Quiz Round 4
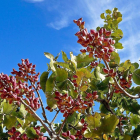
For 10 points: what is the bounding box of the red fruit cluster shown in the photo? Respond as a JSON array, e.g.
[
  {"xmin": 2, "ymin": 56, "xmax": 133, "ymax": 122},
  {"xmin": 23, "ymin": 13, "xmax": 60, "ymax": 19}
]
[
  {"xmin": 62, "ymin": 131, "xmax": 76, "ymax": 140},
  {"xmin": 8, "ymin": 127, "xmax": 47, "ymax": 140},
  {"xmin": 74, "ymin": 119, "xmax": 89, "ymax": 139},
  {"xmin": 74, "ymin": 18, "xmax": 115, "ymax": 62},
  {"xmin": 0, "ymin": 59, "xmax": 41, "ymax": 111},
  {"xmin": 103, "ymin": 68, "xmax": 117, "ymax": 78},
  {"xmin": 113, "ymin": 75, "xmax": 132, "ymax": 93},
  {"xmin": 47, "ymin": 91, "xmax": 98, "ymax": 117}
]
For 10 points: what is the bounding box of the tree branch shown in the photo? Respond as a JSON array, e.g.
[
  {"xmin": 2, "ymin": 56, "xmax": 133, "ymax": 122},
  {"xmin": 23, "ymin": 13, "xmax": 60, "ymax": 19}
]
[
  {"xmin": 30, "ymin": 80, "xmax": 49, "ymax": 123},
  {"xmin": 51, "ymin": 110, "xmax": 60, "ymax": 124},
  {"xmin": 20, "ymin": 99, "xmax": 52, "ymax": 137},
  {"xmin": 58, "ymin": 116, "xmax": 68, "ymax": 135},
  {"xmin": 103, "ymin": 59, "xmax": 140, "ymax": 99}
]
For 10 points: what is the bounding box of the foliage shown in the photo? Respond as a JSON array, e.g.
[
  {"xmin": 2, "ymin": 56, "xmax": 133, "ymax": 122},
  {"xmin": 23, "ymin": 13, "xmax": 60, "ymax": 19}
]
[{"xmin": 0, "ymin": 8, "xmax": 140, "ymax": 140}]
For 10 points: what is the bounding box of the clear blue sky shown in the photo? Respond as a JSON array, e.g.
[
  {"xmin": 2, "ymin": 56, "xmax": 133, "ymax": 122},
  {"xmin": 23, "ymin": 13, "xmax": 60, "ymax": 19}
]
[{"xmin": 0, "ymin": 0, "xmax": 140, "ymax": 131}]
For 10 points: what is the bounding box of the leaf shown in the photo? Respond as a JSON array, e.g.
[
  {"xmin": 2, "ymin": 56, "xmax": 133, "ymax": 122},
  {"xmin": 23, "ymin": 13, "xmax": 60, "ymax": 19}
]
[
  {"xmin": 20, "ymin": 104, "xmax": 28, "ymax": 118},
  {"xmin": 114, "ymin": 42, "xmax": 123, "ymax": 49},
  {"xmin": 86, "ymin": 113, "xmax": 101, "ymax": 129},
  {"xmin": 70, "ymin": 52, "xmax": 77, "ymax": 69},
  {"xmin": 66, "ymin": 112, "xmax": 80, "ymax": 126},
  {"xmin": 62, "ymin": 51, "xmax": 69, "ymax": 62},
  {"xmin": 110, "ymin": 52, "xmax": 120, "ymax": 65},
  {"xmin": 100, "ymin": 114, "xmax": 119, "ymax": 133},
  {"xmin": 132, "ymin": 125, "xmax": 140, "ymax": 138},
  {"xmin": 130, "ymin": 114, "xmax": 139, "ymax": 127},
  {"xmin": 132, "ymin": 62, "xmax": 139, "ymax": 69},
  {"xmin": 17, "ymin": 118, "xmax": 24, "ymax": 126},
  {"xmin": 100, "ymin": 13, "xmax": 105, "ymax": 19},
  {"xmin": 117, "ymin": 17, "xmax": 122, "ymax": 23},
  {"xmin": 76, "ymin": 54, "xmax": 95, "ymax": 68},
  {"xmin": 40, "ymin": 71, "xmax": 49, "ymax": 92},
  {"xmin": 47, "ymin": 96, "xmax": 57, "ymax": 109},
  {"xmin": 2, "ymin": 101, "xmax": 15, "ymax": 114},
  {"xmin": 123, "ymin": 135, "xmax": 131, "ymax": 140},
  {"xmin": 134, "ymin": 86, "xmax": 140, "ymax": 95},
  {"xmin": 44, "ymin": 52, "xmax": 54, "ymax": 60},
  {"xmin": 105, "ymin": 9, "xmax": 112, "ymax": 14},
  {"xmin": 3, "ymin": 115, "xmax": 17, "ymax": 129},
  {"xmin": 26, "ymin": 127, "xmax": 38, "ymax": 139},
  {"xmin": 45, "ymin": 73, "xmax": 55, "ymax": 95},
  {"xmin": 55, "ymin": 68, "xmax": 68, "ymax": 82},
  {"xmin": 55, "ymin": 62, "xmax": 71, "ymax": 70},
  {"xmin": 132, "ymin": 69, "xmax": 140, "ymax": 85}
]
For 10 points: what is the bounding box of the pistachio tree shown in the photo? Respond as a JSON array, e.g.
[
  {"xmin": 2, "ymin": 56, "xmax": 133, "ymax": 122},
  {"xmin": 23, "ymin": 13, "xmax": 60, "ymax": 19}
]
[{"xmin": 0, "ymin": 8, "xmax": 140, "ymax": 140}]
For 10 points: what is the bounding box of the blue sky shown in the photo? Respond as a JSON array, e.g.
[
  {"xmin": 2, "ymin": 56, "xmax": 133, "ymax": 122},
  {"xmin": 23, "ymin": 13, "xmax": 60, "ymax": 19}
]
[{"xmin": 0, "ymin": 0, "xmax": 140, "ymax": 132}]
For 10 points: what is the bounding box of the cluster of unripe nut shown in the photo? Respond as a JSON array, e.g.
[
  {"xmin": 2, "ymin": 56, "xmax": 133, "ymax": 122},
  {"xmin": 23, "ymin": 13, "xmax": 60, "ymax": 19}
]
[
  {"xmin": 113, "ymin": 75, "xmax": 132, "ymax": 93},
  {"xmin": 0, "ymin": 59, "xmax": 41, "ymax": 111},
  {"xmin": 8, "ymin": 127, "xmax": 47, "ymax": 140},
  {"xmin": 46, "ymin": 90, "xmax": 98, "ymax": 118},
  {"xmin": 62, "ymin": 118, "xmax": 90, "ymax": 140},
  {"xmin": 74, "ymin": 18, "xmax": 115, "ymax": 62}
]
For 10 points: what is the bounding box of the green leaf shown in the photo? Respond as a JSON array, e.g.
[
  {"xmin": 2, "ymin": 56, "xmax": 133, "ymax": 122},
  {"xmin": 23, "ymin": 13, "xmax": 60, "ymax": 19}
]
[
  {"xmin": 26, "ymin": 127, "xmax": 38, "ymax": 139},
  {"xmin": 94, "ymin": 66, "xmax": 101, "ymax": 81},
  {"xmin": 20, "ymin": 104, "xmax": 28, "ymax": 118},
  {"xmin": 100, "ymin": 13, "xmax": 105, "ymax": 19},
  {"xmin": 17, "ymin": 118, "xmax": 24, "ymax": 126},
  {"xmin": 132, "ymin": 62, "xmax": 139, "ymax": 69},
  {"xmin": 66, "ymin": 112, "xmax": 80, "ymax": 126},
  {"xmin": 110, "ymin": 52, "xmax": 120, "ymax": 65},
  {"xmin": 3, "ymin": 115, "xmax": 17, "ymax": 129},
  {"xmin": 40, "ymin": 71, "xmax": 49, "ymax": 92},
  {"xmin": 123, "ymin": 135, "xmax": 131, "ymax": 140},
  {"xmin": 117, "ymin": 17, "xmax": 122, "ymax": 23},
  {"xmin": 134, "ymin": 86, "xmax": 140, "ymax": 95},
  {"xmin": 132, "ymin": 69, "xmax": 140, "ymax": 85},
  {"xmin": 76, "ymin": 54, "xmax": 95, "ymax": 68},
  {"xmin": 2, "ymin": 101, "xmax": 15, "ymax": 115},
  {"xmin": 62, "ymin": 51, "xmax": 69, "ymax": 62},
  {"xmin": 47, "ymin": 96, "xmax": 57, "ymax": 109},
  {"xmin": 114, "ymin": 42, "xmax": 123, "ymax": 49},
  {"xmin": 100, "ymin": 114, "xmax": 119, "ymax": 133},
  {"xmin": 44, "ymin": 52, "xmax": 54, "ymax": 60},
  {"xmin": 55, "ymin": 68, "xmax": 68, "ymax": 82},
  {"xmin": 132, "ymin": 125, "xmax": 140, "ymax": 138},
  {"xmin": 130, "ymin": 114, "xmax": 139, "ymax": 127},
  {"xmin": 86, "ymin": 113, "xmax": 101, "ymax": 129},
  {"xmin": 105, "ymin": 9, "xmax": 112, "ymax": 14},
  {"xmin": 55, "ymin": 62, "xmax": 71, "ymax": 70},
  {"xmin": 45, "ymin": 73, "xmax": 55, "ymax": 95},
  {"xmin": 100, "ymin": 104, "xmax": 110, "ymax": 114}
]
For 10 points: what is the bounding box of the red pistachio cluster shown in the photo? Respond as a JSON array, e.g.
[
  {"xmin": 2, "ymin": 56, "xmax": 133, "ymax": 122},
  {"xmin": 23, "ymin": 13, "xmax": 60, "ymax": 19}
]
[
  {"xmin": 113, "ymin": 75, "xmax": 132, "ymax": 93},
  {"xmin": 62, "ymin": 118, "xmax": 89, "ymax": 140},
  {"xmin": 8, "ymin": 127, "xmax": 47, "ymax": 140},
  {"xmin": 74, "ymin": 119, "xmax": 89, "ymax": 139},
  {"xmin": 0, "ymin": 59, "xmax": 41, "ymax": 111},
  {"xmin": 62, "ymin": 131, "xmax": 76, "ymax": 140},
  {"xmin": 46, "ymin": 91, "xmax": 98, "ymax": 118},
  {"xmin": 103, "ymin": 68, "xmax": 117, "ymax": 78},
  {"xmin": 74, "ymin": 18, "xmax": 115, "ymax": 62}
]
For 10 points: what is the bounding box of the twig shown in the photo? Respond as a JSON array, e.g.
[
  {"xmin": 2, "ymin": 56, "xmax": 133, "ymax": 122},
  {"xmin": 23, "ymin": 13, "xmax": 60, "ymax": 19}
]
[
  {"xmin": 107, "ymin": 89, "xmax": 115, "ymax": 103},
  {"xmin": 51, "ymin": 110, "xmax": 60, "ymax": 124},
  {"xmin": 58, "ymin": 116, "xmax": 68, "ymax": 135},
  {"xmin": 103, "ymin": 59, "xmax": 140, "ymax": 99},
  {"xmin": 20, "ymin": 99, "xmax": 52, "ymax": 137},
  {"xmin": 30, "ymin": 80, "xmax": 49, "ymax": 124}
]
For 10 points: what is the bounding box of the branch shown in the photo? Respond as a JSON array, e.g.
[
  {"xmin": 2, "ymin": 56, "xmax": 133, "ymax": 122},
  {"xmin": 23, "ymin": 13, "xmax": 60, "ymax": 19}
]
[
  {"xmin": 58, "ymin": 116, "xmax": 68, "ymax": 135},
  {"xmin": 103, "ymin": 59, "xmax": 140, "ymax": 99},
  {"xmin": 20, "ymin": 99, "xmax": 52, "ymax": 137},
  {"xmin": 30, "ymin": 80, "xmax": 49, "ymax": 123},
  {"xmin": 51, "ymin": 110, "xmax": 60, "ymax": 124}
]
